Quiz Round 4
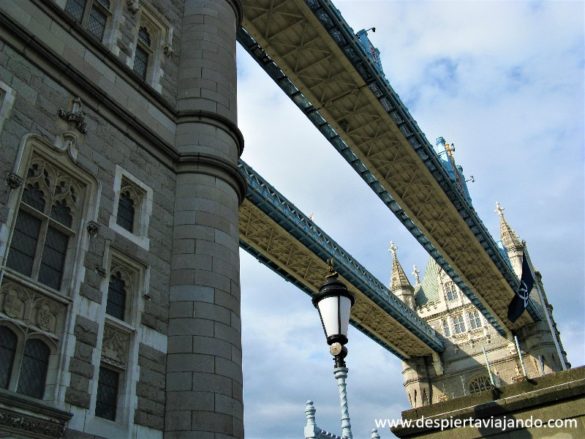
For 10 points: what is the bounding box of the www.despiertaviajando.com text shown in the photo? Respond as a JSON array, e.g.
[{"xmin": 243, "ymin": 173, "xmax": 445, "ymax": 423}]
[{"xmin": 374, "ymin": 415, "xmax": 578, "ymax": 432}]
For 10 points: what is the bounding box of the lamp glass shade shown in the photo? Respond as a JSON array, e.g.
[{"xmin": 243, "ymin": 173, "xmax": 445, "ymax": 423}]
[{"xmin": 316, "ymin": 294, "xmax": 353, "ymax": 344}]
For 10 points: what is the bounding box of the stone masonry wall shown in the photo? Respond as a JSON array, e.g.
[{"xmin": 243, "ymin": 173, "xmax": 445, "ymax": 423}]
[
  {"xmin": 135, "ymin": 343, "xmax": 166, "ymax": 430},
  {"xmin": 65, "ymin": 316, "xmax": 99, "ymax": 409},
  {"xmin": 0, "ymin": 1, "xmax": 179, "ymax": 436}
]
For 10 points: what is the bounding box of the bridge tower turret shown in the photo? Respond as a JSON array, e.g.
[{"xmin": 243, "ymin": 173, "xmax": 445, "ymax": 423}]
[
  {"xmin": 495, "ymin": 202, "xmax": 569, "ymax": 372},
  {"xmin": 394, "ymin": 203, "xmax": 569, "ymax": 410},
  {"xmin": 389, "ymin": 243, "xmax": 433, "ymax": 408},
  {"xmin": 389, "ymin": 242, "xmax": 415, "ymax": 309},
  {"xmin": 496, "ymin": 202, "xmax": 524, "ymax": 276}
]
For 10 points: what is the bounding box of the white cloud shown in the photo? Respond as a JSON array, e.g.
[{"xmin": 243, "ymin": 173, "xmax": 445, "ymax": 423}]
[{"xmin": 238, "ymin": 1, "xmax": 584, "ymax": 437}]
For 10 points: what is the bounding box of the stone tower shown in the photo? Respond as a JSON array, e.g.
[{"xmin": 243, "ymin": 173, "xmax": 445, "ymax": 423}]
[
  {"xmin": 392, "ymin": 140, "xmax": 569, "ymax": 409},
  {"xmin": 0, "ymin": 0, "xmax": 245, "ymax": 437},
  {"xmin": 390, "ymin": 245, "xmax": 434, "ymax": 409}
]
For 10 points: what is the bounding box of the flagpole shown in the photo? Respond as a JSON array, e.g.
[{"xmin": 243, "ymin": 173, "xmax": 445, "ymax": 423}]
[
  {"xmin": 482, "ymin": 346, "xmax": 495, "ymax": 387},
  {"xmin": 523, "ymin": 245, "xmax": 568, "ymax": 371},
  {"xmin": 514, "ymin": 335, "xmax": 528, "ymax": 378}
]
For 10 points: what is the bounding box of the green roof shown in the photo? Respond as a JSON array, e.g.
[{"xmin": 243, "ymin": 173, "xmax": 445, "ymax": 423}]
[{"xmin": 415, "ymin": 258, "xmax": 442, "ymax": 306}]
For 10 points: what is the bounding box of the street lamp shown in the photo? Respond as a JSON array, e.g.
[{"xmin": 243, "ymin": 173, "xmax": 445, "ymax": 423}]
[{"xmin": 312, "ymin": 260, "xmax": 356, "ymax": 439}]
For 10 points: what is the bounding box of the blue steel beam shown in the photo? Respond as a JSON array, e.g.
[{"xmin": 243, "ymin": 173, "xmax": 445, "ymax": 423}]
[
  {"xmin": 237, "ymin": 1, "xmax": 541, "ymax": 334},
  {"xmin": 239, "ymin": 160, "xmax": 445, "ymax": 356}
]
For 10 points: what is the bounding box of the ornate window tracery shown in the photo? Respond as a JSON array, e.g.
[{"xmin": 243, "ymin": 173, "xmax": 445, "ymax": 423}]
[
  {"xmin": 468, "ymin": 309, "xmax": 482, "ymax": 330},
  {"xmin": 444, "ymin": 281, "xmax": 457, "ymax": 301},
  {"xmin": 96, "ymin": 250, "xmax": 141, "ymax": 423},
  {"xmin": 453, "ymin": 314, "xmax": 466, "ymax": 334},
  {"xmin": 96, "ymin": 319, "xmax": 131, "ymax": 422},
  {"xmin": 468, "ymin": 376, "xmax": 492, "ymax": 394},
  {"xmin": 130, "ymin": 5, "xmax": 172, "ymax": 91},
  {"xmin": 6, "ymin": 156, "xmax": 85, "ymax": 291},
  {"xmin": 65, "ymin": 0, "xmax": 112, "ymax": 41},
  {"xmin": 106, "ymin": 264, "xmax": 134, "ymax": 321}
]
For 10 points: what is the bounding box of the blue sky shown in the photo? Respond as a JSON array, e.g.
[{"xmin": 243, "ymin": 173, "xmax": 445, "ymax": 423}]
[{"xmin": 236, "ymin": 1, "xmax": 584, "ymax": 438}]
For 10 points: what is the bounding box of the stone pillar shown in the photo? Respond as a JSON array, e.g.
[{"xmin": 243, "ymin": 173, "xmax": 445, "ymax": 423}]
[{"xmin": 167, "ymin": 1, "xmax": 246, "ymax": 438}]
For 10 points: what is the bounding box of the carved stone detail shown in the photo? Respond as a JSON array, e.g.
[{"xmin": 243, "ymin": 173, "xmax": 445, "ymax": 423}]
[
  {"xmin": 6, "ymin": 172, "xmax": 23, "ymax": 189},
  {"xmin": 3, "ymin": 288, "xmax": 26, "ymax": 320},
  {"xmin": 23, "ymin": 155, "xmax": 83, "ymax": 222},
  {"xmin": 163, "ymin": 28, "xmax": 174, "ymax": 57},
  {"xmin": 86, "ymin": 220, "xmax": 100, "ymax": 237},
  {"xmin": 102, "ymin": 324, "xmax": 130, "ymax": 368},
  {"xmin": 110, "ymin": 262, "xmax": 135, "ymax": 286},
  {"xmin": 55, "ymin": 131, "xmax": 80, "ymax": 161},
  {"xmin": 120, "ymin": 178, "xmax": 145, "ymax": 206},
  {"xmin": 127, "ymin": 0, "xmax": 140, "ymax": 14},
  {"xmin": 0, "ymin": 281, "xmax": 65, "ymax": 336},
  {"xmin": 35, "ymin": 300, "xmax": 58, "ymax": 333},
  {"xmin": 0, "ymin": 407, "xmax": 68, "ymax": 438},
  {"xmin": 95, "ymin": 265, "xmax": 107, "ymax": 278},
  {"xmin": 163, "ymin": 44, "xmax": 173, "ymax": 57},
  {"xmin": 58, "ymin": 97, "xmax": 87, "ymax": 134}
]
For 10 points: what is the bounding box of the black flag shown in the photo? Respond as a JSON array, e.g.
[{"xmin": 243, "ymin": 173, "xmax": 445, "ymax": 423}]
[{"xmin": 508, "ymin": 252, "xmax": 535, "ymax": 322}]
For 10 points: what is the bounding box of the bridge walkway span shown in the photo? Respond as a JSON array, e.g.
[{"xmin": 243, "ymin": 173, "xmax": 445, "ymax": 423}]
[
  {"xmin": 240, "ymin": 0, "xmax": 540, "ymax": 336},
  {"xmin": 239, "ymin": 160, "xmax": 444, "ymax": 360}
]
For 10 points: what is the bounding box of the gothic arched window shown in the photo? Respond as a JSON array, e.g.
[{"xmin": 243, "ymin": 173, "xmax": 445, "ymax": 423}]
[
  {"xmin": 445, "ymin": 281, "xmax": 457, "ymax": 301},
  {"xmin": 468, "ymin": 376, "xmax": 492, "ymax": 394},
  {"xmin": 65, "ymin": 0, "xmax": 112, "ymax": 41},
  {"xmin": 6, "ymin": 157, "xmax": 83, "ymax": 291},
  {"xmin": 116, "ymin": 190, "xmax": 135, "ymax": 233},
  {"xmin": 106, "ymin": 270, "xmax": 127, "ymax": 320},
  {"xmin": 17, "ymin": 339, "xmax": 50, "ymax": 399},
  {"xmin": 468, "ymin": 310, "xmax": 482, "ymax": 330},
  {"xmin": 453, "ymin": 314, "xmax": 466, "ymax": 334},
  {"xmin": 0, "ymin": 326, "xmax": 17, "ymax": 389},
  {"xmin": 133, "ymin": 26, "xmax": 152, "ymax": 80}
]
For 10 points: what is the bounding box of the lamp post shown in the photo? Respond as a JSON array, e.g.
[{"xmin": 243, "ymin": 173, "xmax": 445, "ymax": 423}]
[{"xmin": 312, "ymin": 260, "xmax": 356, "ymax": 439}]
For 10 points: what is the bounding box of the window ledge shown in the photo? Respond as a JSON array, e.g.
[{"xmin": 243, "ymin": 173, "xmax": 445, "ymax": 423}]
[
  {"xmin": 104, "ymin": 315, "xmax": 135, "ymax": 333},
  {"xmin": 1, "ymin": 270, "xmax": 72, "ymax": 306},
  {"xmin": 108, "ymin": 221, "xmax": 150, "ymax": 251}
]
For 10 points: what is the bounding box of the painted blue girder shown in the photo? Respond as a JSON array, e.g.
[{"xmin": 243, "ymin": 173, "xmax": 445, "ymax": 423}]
[
  {"xmin": 239, "ymin": 160, "xmax": 445, "ymax": 358},
  {"xmin": 237, "ymin": 0, "xmax": 541, "ymax": 333}
]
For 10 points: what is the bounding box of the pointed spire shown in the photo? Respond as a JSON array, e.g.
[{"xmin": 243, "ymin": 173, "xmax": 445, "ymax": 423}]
[
  {"xmin": 389, "ymin": 242, "xmax": 413, "ymax": 292},
  {"xmin": 496, "ymin": 202, "xmax": 523, "ymax": 251}
]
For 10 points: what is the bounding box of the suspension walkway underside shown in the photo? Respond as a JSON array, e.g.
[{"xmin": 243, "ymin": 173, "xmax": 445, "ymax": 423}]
[
  {"xmin": 239, "ymin": 161, "xmax": 444, "ymax": 359},
  {"xmin": 240, "ymin": 0, "xmax": 540, "ymax": 336}
]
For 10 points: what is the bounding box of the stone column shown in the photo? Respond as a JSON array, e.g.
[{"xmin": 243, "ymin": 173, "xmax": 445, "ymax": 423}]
[{"xmin": 167, "ymin": 1, "xmax": 246, "ymax": 438}]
